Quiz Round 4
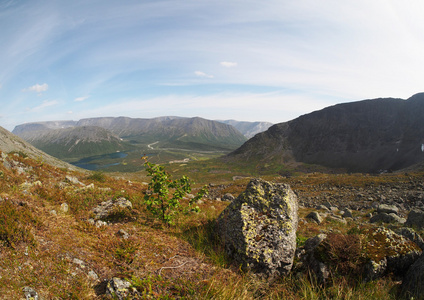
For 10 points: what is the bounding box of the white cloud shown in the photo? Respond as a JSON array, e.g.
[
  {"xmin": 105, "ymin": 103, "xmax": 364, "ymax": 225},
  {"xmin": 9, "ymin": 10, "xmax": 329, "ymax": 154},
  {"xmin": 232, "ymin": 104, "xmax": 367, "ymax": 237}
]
[
  {"xmin": 194, "ymin": 71, "xmax": 214, "ymax": 78},
  {"xmin": 220, "ymin": 61, "xmax": 237, "ymax": 68},
  {"xmin": 23, "ymin": 83, "xmax": 48, "ymax": 93},
  {"xmin": 74, "ymin": 96, "xmax": 89, "ymax": 102},
  {"xmin": 29, "ymin": 100, "xmax": 58, "ymax": 111}
]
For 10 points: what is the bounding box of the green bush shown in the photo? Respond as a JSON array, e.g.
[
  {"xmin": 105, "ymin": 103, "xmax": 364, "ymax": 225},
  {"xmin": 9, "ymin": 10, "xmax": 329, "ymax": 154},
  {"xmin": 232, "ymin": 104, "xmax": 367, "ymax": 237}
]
[{"xmin": 143, "ymin": 161, "xmax": 208, "ymax": 226}]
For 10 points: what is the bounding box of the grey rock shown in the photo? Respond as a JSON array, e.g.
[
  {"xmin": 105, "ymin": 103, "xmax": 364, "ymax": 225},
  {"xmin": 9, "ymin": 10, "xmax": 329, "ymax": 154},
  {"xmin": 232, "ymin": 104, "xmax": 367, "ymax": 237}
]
[
  {"xmin": 222, "ymin": 193, "xmax": 235, "ymax": 202},
  {"xmin": 88, "ymin": 270, "xmax": 99, "ymax": 281},
  {"xmin": 406, "ymin": 208, "xmax": 424, "ymax": 229},
  {"xmin": 306, "ymin": 211, "xmax": 322, "ymax": 224},
  {"xmin": 342, "ymin": 209, "xmax": 353, "ymax": 218},
  {"xmin": 92, "ymin": 197, "xmax": 132, "ymax": 220},
  {"xmin": 65, "ymin": 175, "xmax": 83, "ymax": 186},
  {"xmin": 304, "ymin": 234, "xmax": 327, "ymax": 251},
  {"xmin": 316, "ymin": 204, "xmax": 330, "ymax": 211},
  {"xmin": 370, "ymin": 212, "xmax": 405, "ymax": 224},
  {"xmin": 377, "ymin": 204, "xmax": 399, "ymax": 215},
  {"xmin": 217, "ymin": 178, "xmax": 298, "ymax": 279}
]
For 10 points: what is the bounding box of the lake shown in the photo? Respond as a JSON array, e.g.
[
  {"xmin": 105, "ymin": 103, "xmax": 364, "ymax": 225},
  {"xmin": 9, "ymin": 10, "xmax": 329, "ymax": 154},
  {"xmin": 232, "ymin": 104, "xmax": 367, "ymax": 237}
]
[{"xmin": 71, "ymin": 152, "xmax": 128, "ymax": 170}]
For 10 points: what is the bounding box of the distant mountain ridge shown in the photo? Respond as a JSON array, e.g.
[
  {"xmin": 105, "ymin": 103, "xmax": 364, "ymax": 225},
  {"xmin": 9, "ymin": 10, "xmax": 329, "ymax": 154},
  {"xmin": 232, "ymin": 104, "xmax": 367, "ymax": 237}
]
[
  {"xmin": 227, "ymin": 93, "xmax": 424, "ymax": 173},
  {"xmin": 13, "ymin": 116, "xmax": 249, "ymax": 159},
  {"xmin": 216, "ymin": 120, "xmax": 273, "ymax": 138}
]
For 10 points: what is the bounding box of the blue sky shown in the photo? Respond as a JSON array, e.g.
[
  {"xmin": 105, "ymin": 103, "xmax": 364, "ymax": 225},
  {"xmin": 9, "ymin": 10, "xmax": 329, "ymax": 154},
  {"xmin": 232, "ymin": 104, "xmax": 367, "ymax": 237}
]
[{"xmin": 1, "ymin": 0, "xmax": 424, "ymax": 131}]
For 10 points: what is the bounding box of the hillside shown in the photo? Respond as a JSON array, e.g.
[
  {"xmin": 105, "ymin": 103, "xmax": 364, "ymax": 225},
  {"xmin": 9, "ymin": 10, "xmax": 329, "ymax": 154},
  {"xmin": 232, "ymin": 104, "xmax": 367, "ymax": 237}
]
[
  {"xmin": 0, "ymin": 126, "xmax": 77, "ymax": 170},
  {"xmin": 27, "ymin": 126, "xmax": 134, "ymax": 160},
  {"xmin": 227, "ymin": 93, "xmax": 424, "ymax": 173}
]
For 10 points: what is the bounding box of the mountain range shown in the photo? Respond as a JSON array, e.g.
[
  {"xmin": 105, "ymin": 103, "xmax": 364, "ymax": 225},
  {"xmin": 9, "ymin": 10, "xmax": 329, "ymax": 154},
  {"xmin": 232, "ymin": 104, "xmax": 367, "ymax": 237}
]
[
  {"xmin": 227, "ymin": 93, "xmax": 424, "ymax": 173},
  {"xmin": 12, "ymin": 116, "xmax": 251, "ymax": 160}
]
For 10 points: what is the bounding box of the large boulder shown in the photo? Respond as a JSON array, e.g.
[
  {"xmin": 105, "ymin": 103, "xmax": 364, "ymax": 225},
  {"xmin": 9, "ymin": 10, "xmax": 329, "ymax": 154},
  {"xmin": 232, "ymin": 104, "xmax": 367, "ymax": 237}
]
[{"xmin": 216, "ymin": 178, "xmax": 298, "ymax": 278}]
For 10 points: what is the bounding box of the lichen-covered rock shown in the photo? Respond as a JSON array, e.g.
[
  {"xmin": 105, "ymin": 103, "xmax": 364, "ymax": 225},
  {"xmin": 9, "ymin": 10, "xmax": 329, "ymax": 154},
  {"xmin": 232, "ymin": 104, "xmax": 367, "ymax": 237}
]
[
  {"xmin": 106, "ymin": 277, "xmax": 132, "ymax": 300},
  {"xmin": 362, "ymin": 227, "xmax": 422, "ymax": 280},
  {"xmin": 303, "ymin": 227, "xmax": 422, "ymax": 283},
  {"xmin": 396, "ymin": 227, "xmax": 424, "ymax": 250},
  {"xmin": 22, "ymin": 286, "xmax": 39, "ymax": 300},
  {"xmin": 216, "ymin": 178, "xmax": 298, "ymax": 278},
  {"xmin": 401, "ymin": 254, "xmax": 424, "ymax": 299}
]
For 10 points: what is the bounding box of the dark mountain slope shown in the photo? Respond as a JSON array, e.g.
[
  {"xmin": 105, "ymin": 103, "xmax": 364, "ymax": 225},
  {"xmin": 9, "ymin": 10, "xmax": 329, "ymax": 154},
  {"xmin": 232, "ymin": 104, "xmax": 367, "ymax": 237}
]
[{"xmin": 228, "ymin": 93, "xmax": 424, "ymax": 173}]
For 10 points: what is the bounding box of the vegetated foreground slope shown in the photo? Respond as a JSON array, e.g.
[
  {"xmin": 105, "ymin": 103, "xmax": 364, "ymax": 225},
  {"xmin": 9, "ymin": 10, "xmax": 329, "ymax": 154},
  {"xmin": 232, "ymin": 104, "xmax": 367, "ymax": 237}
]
[
  {"xmin": 227, "ymin": 93, "xmax": 424, "ymax": 173},
  {"xmin": 1, "ymin": 124, "xmax": 423, "ymax": 299}
]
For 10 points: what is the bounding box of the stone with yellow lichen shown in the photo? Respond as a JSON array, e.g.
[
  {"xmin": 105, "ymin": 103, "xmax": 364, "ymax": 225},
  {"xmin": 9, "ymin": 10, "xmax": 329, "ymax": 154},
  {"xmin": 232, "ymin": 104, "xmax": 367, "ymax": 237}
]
[{"xmin": 216, "ymin": 178, "xmax": 298, "ymax": 279}]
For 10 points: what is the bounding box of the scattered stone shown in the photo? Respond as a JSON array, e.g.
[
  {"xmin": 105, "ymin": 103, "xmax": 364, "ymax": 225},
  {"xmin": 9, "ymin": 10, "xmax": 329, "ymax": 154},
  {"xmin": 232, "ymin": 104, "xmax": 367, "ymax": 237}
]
[
  {"xmin": 222, "ymin": 193, "xmax": 235, "ymax": 202},
  {"xmin": 65, "ymin": 175, "xmax": 84, "ymax": 186},
  {"xmin": 92, "ymin": 197, "xmax": 132, "ymax": 220},
  {"xmin": 60, "ymin": 203, "xmax": 69, "ymax": 213},
  {"xmin": 342, "ymin": 209, "xmax": 353, "ymax": 218},
  {"xmin": 116, "ymin": 229, "xmax": 130, "ymax": 239},
  {"xmin": 22, "ymin": 286, "xmax": 39, "ymax": 300},
  {"xmin": 217, "ymin": 178, "xmax": 298, "ymax": 279},
  {"xmin": 316, "ymin": 204, "xmax": 330, "ymax": 211},
  {"xmin": 306, "ymin": 211, "xmax": 322, "ymax": 224},
  {"xmin": 88, "ymin": 270, "xmax": 99, "ymax": 281}
]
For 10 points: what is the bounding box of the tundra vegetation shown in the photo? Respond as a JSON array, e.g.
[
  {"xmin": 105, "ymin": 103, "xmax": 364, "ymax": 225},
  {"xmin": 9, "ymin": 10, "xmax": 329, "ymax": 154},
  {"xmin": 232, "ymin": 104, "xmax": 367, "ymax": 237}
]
[{"xmin": 1, "ymin": 149, "xmax": 423, "ymax": 299}]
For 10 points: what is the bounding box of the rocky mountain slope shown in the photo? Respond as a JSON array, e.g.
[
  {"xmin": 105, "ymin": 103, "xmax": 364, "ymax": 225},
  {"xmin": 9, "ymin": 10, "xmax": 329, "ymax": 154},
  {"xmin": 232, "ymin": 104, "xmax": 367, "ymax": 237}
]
[
  {"xmin": 217, "ymin": 120, "xmax": 273, "ymax": 138},
  {"xmin": 0, "ymin": 126, "xmax": 77, "ymax": 170},
  {"xmin": 227, "ymin": 93, "xmax": 424, "ymax": 173}
]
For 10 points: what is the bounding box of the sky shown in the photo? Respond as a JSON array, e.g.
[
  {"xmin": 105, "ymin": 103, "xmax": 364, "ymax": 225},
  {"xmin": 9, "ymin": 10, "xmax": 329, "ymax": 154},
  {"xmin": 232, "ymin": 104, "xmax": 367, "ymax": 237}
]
[{"xmin": 1, "ymin": 0, "xmax": 424, "ymax": 131}]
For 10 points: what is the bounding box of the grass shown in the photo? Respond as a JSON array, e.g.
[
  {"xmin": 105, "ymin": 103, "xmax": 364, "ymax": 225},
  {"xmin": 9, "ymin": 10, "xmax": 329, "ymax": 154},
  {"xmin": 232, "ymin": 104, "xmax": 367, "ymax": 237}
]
[{"xmin": 0, "ymin": 149, "xmax": 421, "ymax": 299}]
